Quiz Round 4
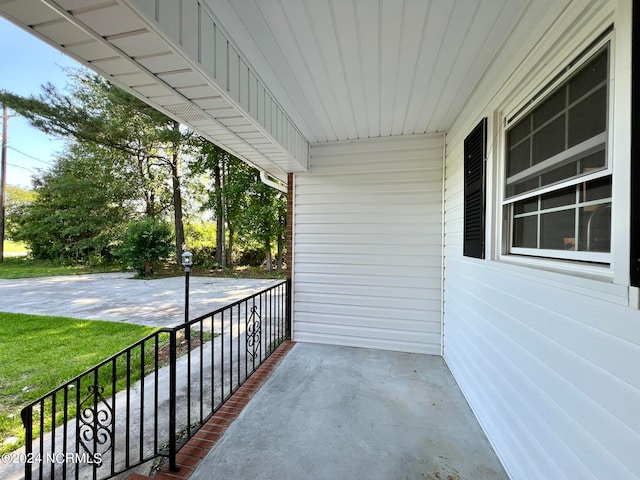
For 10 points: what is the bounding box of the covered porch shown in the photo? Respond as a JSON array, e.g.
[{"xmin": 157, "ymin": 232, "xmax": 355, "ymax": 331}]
[
  {"xmin": 156, "ymin": 342, "xmax": 507, "ymax": 480},
  {"xmin": 1, "ymin": 1, "xmax": 637, "ymax": 479}
]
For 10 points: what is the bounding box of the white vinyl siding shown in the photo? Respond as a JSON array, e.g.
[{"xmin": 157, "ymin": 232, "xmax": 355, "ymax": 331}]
[
  {"xmin": 293, "ymin": 134, "xmax": 444, "ymax": 354},
  {"xmin": 443, "ymin": 1, "xmax": 638, "ymax": 479}
]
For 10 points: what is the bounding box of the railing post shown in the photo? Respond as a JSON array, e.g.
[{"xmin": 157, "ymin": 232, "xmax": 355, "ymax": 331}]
[
  {"xmin": 21, "ymin": 405, "xmax": 32, "ymax": 480},
  {"xmin": 168, "ymin": 329, "xmax": 178, "ymax": 472},
  {"xmin": 286, "ymin": 278, "xmax": 292, "ymax": 339}
]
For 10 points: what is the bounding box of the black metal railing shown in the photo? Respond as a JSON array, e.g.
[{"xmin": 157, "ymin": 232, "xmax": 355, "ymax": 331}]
[{"xmin": 20, "ymin": 280, "xmax": 289, "ymax": 480}]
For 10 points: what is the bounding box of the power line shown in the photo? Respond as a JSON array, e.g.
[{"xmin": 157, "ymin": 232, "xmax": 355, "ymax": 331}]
[
  {"xmin": 7, "ymin": 162, "xmax": 35, "ymax": 172},
  {"xmin": 7, "ymin": 145, "xmax": 55, "ymax": 165}
]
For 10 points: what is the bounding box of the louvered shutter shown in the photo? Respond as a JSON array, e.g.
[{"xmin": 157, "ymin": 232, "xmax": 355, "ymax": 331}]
[{"xmin": 463, "ymin": 118, "xmax": 487, "ymax": 259}]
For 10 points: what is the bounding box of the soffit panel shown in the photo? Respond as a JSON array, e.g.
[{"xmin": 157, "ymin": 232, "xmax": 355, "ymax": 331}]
[
  {"xmin": 0, "ymin": 0, "xmax": 304, "ymax": 181},
  {"xmin": 156, "ymin": 70, "xmax": 205, "ymax": 89},
  {"xmin": 65, "ymin": 40, "xmax": 118, "ymax": 62},
  {"xmin": 73, "ymin": 4, "xmax": 148, "ymax": 38},
  {"xmin": 109, "ymin": 31, "xmax": 168, "ymax": 58},
  {"xmin": 35, "ymin": 18, "xmax": 90, "ymax": 45},
  {"xmin": 0, "ymin": 0, "xmax": 60, "ymax": 24},
  {"xmin": 56, "ymin": 0, "xmax": 113, "ymax": 11}
]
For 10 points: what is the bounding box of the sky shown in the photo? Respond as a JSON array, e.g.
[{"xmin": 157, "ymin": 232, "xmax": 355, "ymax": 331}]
[{"xmin": 1, "ymin": 16, "xmax": 82, "ymax": 188}]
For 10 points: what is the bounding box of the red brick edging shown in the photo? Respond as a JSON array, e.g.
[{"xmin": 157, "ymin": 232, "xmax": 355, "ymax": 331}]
[{"xmin": 126, "ymin": 340, "xmax": 296, "ymax": 480}]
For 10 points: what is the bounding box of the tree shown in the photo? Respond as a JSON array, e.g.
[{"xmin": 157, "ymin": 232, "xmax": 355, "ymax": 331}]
[
  {"xmin": 0, "ymin": 69, "xmax": 190, "ymax": 261},
  {"xmin": 4, "ymin": 186, "xmax": 36, "ymax": 240},
  {"xmin": 114, "ymin": 218, "xmax": 174, "ymax": 276},
  {"xmin": 238, "ymin": 175, "xmax": 287, "ymax": 272},
  {"xmin": 12, "ymin": 143, "xmax": 136, "ymax": 260},
  {"xmin": 189, "ymin": 139, "xmax": 226, "ymax": 268},
  {"xmin": 190, "ymin": 138, "xmax": 259, "ymax": 269},
  {"xmin": 191, "ymin": 135, "xmax": 287, "ymax": 272}
]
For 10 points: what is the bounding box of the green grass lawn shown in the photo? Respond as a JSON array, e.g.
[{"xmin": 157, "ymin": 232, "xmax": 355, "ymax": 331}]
[
  {"xmin": 0, "ymin": 256, "xmax": 284, "ymax": 280},
  {"xmin": 0, "ymin": 313, "xmax": 158, "ymax": 454},
  {"xmin": 2, "ymin": 240, "xmax": 28, "ymax": 255},
  {"xmin": 0, "ymin": 256, "xmax": 122, "ymax": 279}
]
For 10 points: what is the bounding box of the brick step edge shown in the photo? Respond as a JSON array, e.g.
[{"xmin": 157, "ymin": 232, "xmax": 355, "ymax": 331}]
[{"xmin": 125, "ymin": 340, "xmax": 296, "ymax": 480}]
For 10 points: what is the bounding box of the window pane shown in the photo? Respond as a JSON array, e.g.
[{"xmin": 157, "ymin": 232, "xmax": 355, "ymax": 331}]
[
  {"xmin": 507, "ymin": 118, "xmax": 530, "ymax": 145},
  {"xmin": 508, "ymin": 177, "xmax": 540, "ymax": 197},
  {"xmin": 532, "ymin": 115, "xmax": 565, "ymax": 165},
  {"xmin": 533, "ymin": 88, "xmax": 565, "ymax": 128},
  {"xmin": 580, "ymin": 176, "xmax": 612, "ymax": 203},
  {"xmin": 578, "ymin": 203, "xmax": 611, "ymax": 252},
  {"xmin": 513, "ymin": 215, "xmax": 538, "ymax": 248},
  {"xmin": 568, "ymin": 87, "xmax": 606, "ymax": 147},
  {"xmin": 541, "ymin": 185, "xmax": 575, "ymax": 209},
  {"xmin": 540, "ymin": 209, "xmax": 575, "ymax": 250},
  {"xmin": 515, "ymin": 197, "xmax": 538, "ymax": 214},
  {"xmin": 541, "ymin": 162, "xmax": 578, "ymax": 187},
  {"xmin": 569, "ymin": 49, "xmax": 608, "ymax": 103},
  {"xmin": 507, "ymin": 138, "xmax": 530, "ymax": 177},
  {"xmin": 579, "ymin": 149, "xmax": 606, "ymax": 173}
]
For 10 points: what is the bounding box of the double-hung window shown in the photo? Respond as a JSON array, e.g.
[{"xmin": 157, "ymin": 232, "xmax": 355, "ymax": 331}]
[{"xmin": 503, "ymin": 39, "xmax": 612, "ymax": 264}]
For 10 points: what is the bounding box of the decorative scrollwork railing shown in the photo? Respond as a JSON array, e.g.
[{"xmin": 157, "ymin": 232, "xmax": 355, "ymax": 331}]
[
  {"xmin": 19, "ymin": 279, "xmax": 289, "ymax": 480},
  {"xmin": 246, "ymin": 304, "xmax": 262, "ymax": 359},
  {"xmin": 78, "ymin": 385, "xmax": 113, "ymax": 458}
]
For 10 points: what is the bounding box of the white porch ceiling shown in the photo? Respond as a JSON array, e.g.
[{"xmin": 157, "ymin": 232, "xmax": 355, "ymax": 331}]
[
  {"xmin": 208, "ymin": 0, "xmax": 529, "ymax": 143},
  {"xmin": 0, "ymin": 0, "xmax": 544, "ymax": 175}
]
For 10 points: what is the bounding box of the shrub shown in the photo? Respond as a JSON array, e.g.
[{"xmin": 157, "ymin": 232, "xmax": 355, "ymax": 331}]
[
  {"xmin": 236, "ymin": 247, "xmax": 265, "ymax": 267},
  {"xmin": 184, "ymin": 222, "xmax": 218, "ymax": 269},
  {"xmin": 190, "ymin": 245, "xmax": 219, "ymax": 270},
  {"xmin": 114, "ymin": 218, "xmax": 174, "ymax": 276}
]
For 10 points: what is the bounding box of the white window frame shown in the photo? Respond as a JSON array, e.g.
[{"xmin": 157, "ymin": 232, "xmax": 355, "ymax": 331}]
[{"xmin": 499, "ymin": 32, "xmax": 615, "ymax": 268}]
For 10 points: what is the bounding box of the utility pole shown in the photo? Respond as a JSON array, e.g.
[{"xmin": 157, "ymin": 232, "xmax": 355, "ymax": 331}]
[{"xmin": 1, "ymin": 104, "xmax": 8, "ymax": 263}]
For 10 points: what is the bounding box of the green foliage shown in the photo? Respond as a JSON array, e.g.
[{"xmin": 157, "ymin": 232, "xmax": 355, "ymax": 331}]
[
  {"xmin": 4, "ymin": 186, "xmax": 36, "ymax": 240},
  {"xmin": 190, "ymin": 136, "xmax": 287, "ymax": 271},
  {"xmin": 238, "ymin": 178, "xmax": 287, "ymax": 272},
  {"xmin": 114, "ymin": 218, "xmax": 174, "ymax": 276},
  {"xmin": 236, "ymin": 246, "xmax": 266, "ymax": 267},
  {"xmin": 184, "ymin": 221, "xmax": 218, "ymax": 268},
  {"xmin": 184, "ymin": 221, "xmax": 216, "ymax": 248},
  {"xmin": 11, "ymin": 144, "xmax": 135, "ymax": 260},
  {"xmin": 1, "ymin": 70, "xmax": 288, "ymax": 271},
  {"xmin": 0, "ymin": 69, "xmax": 190, "ymax": 259}
]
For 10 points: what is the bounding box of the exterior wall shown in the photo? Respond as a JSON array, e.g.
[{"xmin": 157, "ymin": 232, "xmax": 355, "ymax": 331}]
[
  {"xmin": 293, "ymin": 134, "xmax": 444, "ymax": 354},
  {"xmin": 443, "ymin": 1, "xmax": 639, "ymax": 479}
]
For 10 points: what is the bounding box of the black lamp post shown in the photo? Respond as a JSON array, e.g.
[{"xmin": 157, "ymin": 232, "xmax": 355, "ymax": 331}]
[{"xmin": 181, "ymin": 250, "xmax": 193, "ymax": 340}]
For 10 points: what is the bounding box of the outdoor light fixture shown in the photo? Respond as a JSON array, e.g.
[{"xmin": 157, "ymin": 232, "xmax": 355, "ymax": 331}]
[
  {"xmin": 182, "ymin": 249, "xmax": 192, "ymax": 340},
  {"xmin": 181, "ymin": 250, "xmax": 193, "ymax": 270}
]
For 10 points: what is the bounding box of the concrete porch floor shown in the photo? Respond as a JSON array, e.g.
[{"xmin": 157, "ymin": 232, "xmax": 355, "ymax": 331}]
[{"xmin": 190, "ymin": 342, "xmax": 508, "ymax": 480}]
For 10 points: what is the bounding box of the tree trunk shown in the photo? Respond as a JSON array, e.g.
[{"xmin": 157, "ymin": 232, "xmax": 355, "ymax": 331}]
[
  {"xmin": 213, "ymin": 161, "xmax": 224, "ymax": 269},
  {"xmin": 171, "ymin": 128, "xmax": 185, "ymax": 263},
  {"xmin": 265, "ymin": 237, "xmax": 273, "ymax": 272},
  {"xmin": 140, "ymin": 156, "xmax": 155, "ymax": 217},
  {"xmin": 276, "ymin": 228, "xmax": 284, "ymax": 273},
  {"xmin": 144, "ymin": 260, "xmax": 153, "ymax": 276},
  {"xmin": 227, "ymin": 224, "xmax": 234, "ymax": 268}
]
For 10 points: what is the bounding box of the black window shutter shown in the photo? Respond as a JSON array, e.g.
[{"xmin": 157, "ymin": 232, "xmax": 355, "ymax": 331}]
[
  {"xmin": 632, "ymin": 2, "xmax": 640, "ymax": 286},
  {"xmin": 463, "ymin": 118, "xmax": 488, "ymax": 259}
]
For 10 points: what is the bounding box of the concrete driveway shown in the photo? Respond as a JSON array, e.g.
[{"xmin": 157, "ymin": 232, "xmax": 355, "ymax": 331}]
[{"xmin": 0, "ymin": 272, "xmax": 282, "ymax": 327}]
